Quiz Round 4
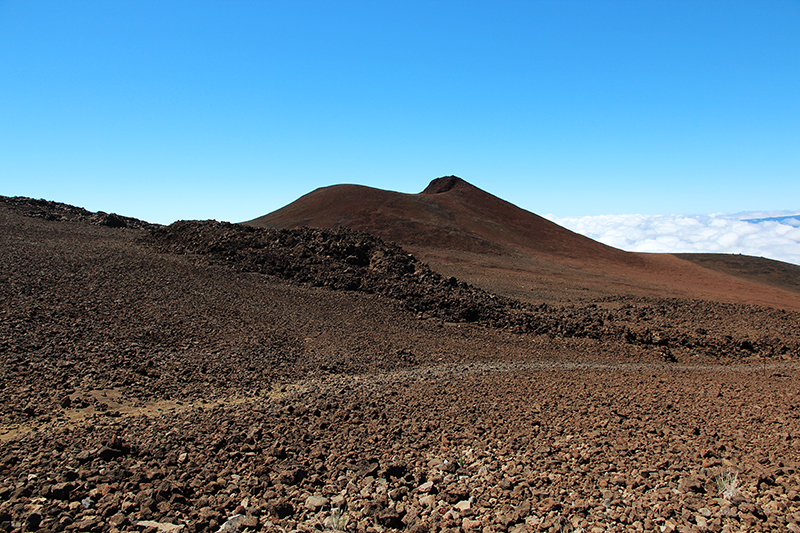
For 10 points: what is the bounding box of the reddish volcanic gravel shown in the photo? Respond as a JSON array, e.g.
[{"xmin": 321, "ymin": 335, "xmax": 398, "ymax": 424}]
[
  {"xmin": 1, "ymin": 365, "xmax": 799, "ymax": 533},
  {"xmin": 1, "ymin": 196, "xmax": 799, "ymax": 533}
]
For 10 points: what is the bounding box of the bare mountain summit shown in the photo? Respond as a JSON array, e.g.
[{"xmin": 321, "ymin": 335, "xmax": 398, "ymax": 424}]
[
  {"xmin": 248, "ymin": 176, "xmax": 628, "ymax": 261},
  {"xmin": 248, "ymin": 176, "xmax": 800, "ymax": 309}
]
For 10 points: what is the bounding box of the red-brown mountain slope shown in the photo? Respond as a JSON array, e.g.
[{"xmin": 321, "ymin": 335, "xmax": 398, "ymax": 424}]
[
  {"xmin": 249, "ymin": 176, "xmax": 633, "ymax": 263},
  {"xmin": 248, "ymin": 176, "xmax": 800, "ymax": 310}
]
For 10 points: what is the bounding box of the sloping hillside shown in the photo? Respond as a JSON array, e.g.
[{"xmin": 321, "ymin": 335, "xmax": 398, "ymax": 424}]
[
  {"xmin": 248, "ymin": 177, "xmax": 800, "ymax": 310},
  {"xmin": 249, "ymin": 176, "xmax": 633, "ymax": 263}
]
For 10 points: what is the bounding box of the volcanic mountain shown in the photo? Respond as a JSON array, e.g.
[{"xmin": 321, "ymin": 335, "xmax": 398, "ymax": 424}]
[
  {"xmin": 249, "ymin": 176, "xmax": 626, "ymax": 262},
  {"xmin": 248, "ymin": 176, "xmax": 800, "ymax": 309}
]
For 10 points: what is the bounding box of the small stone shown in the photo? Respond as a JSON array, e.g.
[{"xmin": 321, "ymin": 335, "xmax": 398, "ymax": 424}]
[
  {"xmin": 455, "ymin": 500, "xmax": 472, "ymax": 513},
  {"xmin": 540, "ymin": 498, "xmax": 562, "ymax": 512},
  {"xmin": 440, "ymin": 461, "xmax": 458, "ymax": 473},
  {"xmin": 462, "ymin": 517, "xmax": 482, "ymax": 530},
  {"xmin": 497, "ymin": 513, "xmax": 514, "ymax": 527},
  {"xmin": 76, "ymin": 517, "xmax": 101, "ymax": 531},
  {"xmin": 610, "ymin": 475, "xmax": 626, "ymax": 486},
  {"xmin": 679, "ymin": 476, "xmax": 705, "ymax": 494},
  {"xmin": 389, "ymin": 487, "xmax": 408, "ymax": 500},
  {"xmin": 418, "ymin": 480, "xmax": 435, "ymax": 493},
  {"xmin": 136, "ymin": 520, "xmax": 185, "ymax": 533},
  {"xmin": 305, "ymin": 495, "xmax": 329, "ymax": 510},
  {"xmin": 419, "ymin": 494, "xmax": 436, "ymax": 507},
  {"xmin": 76, "ymin": 450, "xmax": 92, "ymax": 463},
  {"xmin": 514, "ymin": 499, "xmax": 531, "ymax": 519},
  {"xmin": 217, "ymin": 515, "xmax": 249, "ymax": 532},
  {"xmin": 497, "ymin": 478, "xmax": 513, "ymax": 490},
  {"xmin": 661, "ymin": 519, "xmax": 677, "ymax": 533},
  {"xmin": 109, "ymin": 513, "xmax": 128, "ymax": 527}
]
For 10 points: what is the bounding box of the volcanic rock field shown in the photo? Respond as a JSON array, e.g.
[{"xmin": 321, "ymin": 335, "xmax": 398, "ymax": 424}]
[{"xmin": 1, "ymin": 183, "xmax": 799, "ymax": 533}]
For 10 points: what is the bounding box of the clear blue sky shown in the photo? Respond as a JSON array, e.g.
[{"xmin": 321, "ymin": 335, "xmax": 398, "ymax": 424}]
[{"xmin": 2, "ymin": 1, "xmax": 798, "ymax": 224}]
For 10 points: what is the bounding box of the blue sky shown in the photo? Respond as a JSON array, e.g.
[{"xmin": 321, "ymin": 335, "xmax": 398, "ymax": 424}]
[{"xmin": 1, "ymin": 1, "xmax": 799, "ymax": 229}]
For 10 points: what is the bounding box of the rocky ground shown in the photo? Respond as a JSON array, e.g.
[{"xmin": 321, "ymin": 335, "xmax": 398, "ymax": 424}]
[
  {"xmin": 1, "ymin": 196, "xmax": 799, "ymax": 532},
  {"xmin": 145, "ymin": 219, "xmax": 800, "ymax": 364}
]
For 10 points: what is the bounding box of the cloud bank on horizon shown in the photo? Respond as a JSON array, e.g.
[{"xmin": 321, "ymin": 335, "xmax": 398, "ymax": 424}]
[{"xmin": 546, "ymin": 212, "xmax": 800, "ymax": 267}]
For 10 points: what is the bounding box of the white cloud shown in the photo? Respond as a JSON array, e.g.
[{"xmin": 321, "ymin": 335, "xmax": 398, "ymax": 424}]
[{"xmin": 545, "ymin": 211, "xmax": 800, "ymax": 266}]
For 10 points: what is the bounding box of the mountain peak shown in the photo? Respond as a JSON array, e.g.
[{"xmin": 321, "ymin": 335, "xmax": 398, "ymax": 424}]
[
  {"xmin": 248, "ymin": 175, "xmax": 627, "ymax": 261},
  {"xmin": 421, "ymin": 176, "xmax": 472, "ymax": 194}
]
